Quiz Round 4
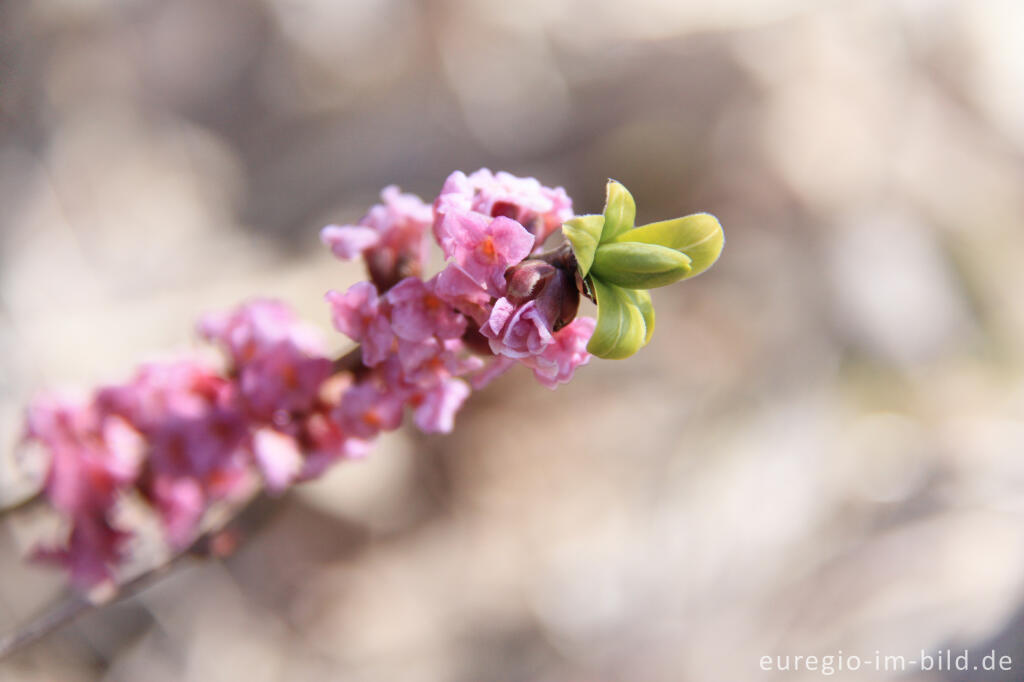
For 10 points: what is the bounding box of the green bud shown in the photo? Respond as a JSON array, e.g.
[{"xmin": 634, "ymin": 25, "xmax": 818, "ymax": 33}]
[
  {"xmin": 612, "ymin": 213, "xmax": 724, "ymax": 279},
  {"xmin": 600, "ymin": 180, "xmax": 636, "ymax": 243},
  {"xmin": 561, "ymin": 214, "xmax": 604, "ymax": 278},
  {"xmin": 590, "ymin": 241, "xmax": 692, "ymax": 289},
  {"xmin": 587, "ymin": 278, "xmax": 648, "ymax": 359}
]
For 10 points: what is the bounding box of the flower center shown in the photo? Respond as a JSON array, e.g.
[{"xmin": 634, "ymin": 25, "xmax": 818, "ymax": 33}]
[
  {"xmin": 479, "ymin": 236, "xmax": 497, "ymax": 261},
  {"xmin": 362, "ymin": 409, "xmax": 383, "ymax": 428}
]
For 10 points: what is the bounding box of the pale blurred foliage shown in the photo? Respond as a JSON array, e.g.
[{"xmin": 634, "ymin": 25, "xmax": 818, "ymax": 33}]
[{"xmin": 3, "ymin": 0, "xmax": 1024, "ymax": 680}]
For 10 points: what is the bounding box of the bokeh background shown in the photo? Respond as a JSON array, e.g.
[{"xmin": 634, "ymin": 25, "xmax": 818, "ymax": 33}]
[{"xmin": 3, "ymin": 0, "xmax": 1024, "ymax": 680}]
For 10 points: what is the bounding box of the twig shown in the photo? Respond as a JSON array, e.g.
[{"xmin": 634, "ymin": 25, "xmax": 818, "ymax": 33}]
[
  {"xmin": 332, "ymin": 345, "xmax": 366, "ymax": 376},
  {"xmin": 0, "ymin": 489, "xmax": 43, "ymax": 516},
  {"xmin": 0, "ymin": 591, "xmax": 91, "ymax": 659}
]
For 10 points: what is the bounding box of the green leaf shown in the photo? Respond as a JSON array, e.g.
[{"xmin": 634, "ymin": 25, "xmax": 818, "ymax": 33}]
[
  {"xmin": 612, "ymin": 212, "xmax": 724, "ymax": 278},
  {"xmin": 587, "ymin": 278, "xmax": 649, "ymax": 359},
  {"xmin": 600, "ymin": 180, "xmax": 636, "ymax": 243},
  {"xmin": 590, "ymin": 242, "xmax": 692, "ymax": 289},
  {"xmin": 623, "ymin": 288, "xmax": 655, "ymax": 346},
  {"xmin": 561, "ymin": 214, "xmax": 604, "ymax": 278}
]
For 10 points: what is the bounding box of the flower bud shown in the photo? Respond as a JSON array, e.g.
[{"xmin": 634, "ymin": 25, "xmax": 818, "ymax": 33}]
[
  {"xmin": 505, "ymin": 260, "xmax": 557, "ymax": 303},
  {"xmin": 533, "ymin": 267, "xmax": 580, "ymax": 332},
  {"xmin": 503, "ymin": 258, "xmax": 580, "ymax": 331}
]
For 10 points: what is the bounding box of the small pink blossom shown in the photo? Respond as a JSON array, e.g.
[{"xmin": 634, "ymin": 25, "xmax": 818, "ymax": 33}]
[
  {"xmin": 481, "ymin": 298, "xmax": 554, "ymax": 359},
  {"xmin": 203, "ymin": 301, "xmax": 333, "ymax": 420},
  {"xmin": 395, "ymin": 338, "xmax": 484, "ymax": 388},
  {"xmin": 199, "ymin": 299, "xmax": 326, "ymax": 364},
  {"xmin": 334, "ymin": 382, "xmax": 404, "ymax": 440},
  {"xmin": 97, "ymin": 361, "xmax": 251, "ymax": 544},
  {"xmin": 412, "ymin": 378, "xmax": 470, "ymax": 433},
  {"xmin": 237, "ymin": 344, "xmax": 332, "ymax": 419},
  {"xmin": 322, "ymin": 185, "xmax": 433, "ymax": 289},
  {"xmin": 326, "ymin": 282, "xmax": 394, "ymax": 366},
  {"xmin": 33, "ymin": 518, "xmax": 129, "ymax": 591},
  {"xmin": 386, "ymin": 277, "xmax": 466, "ymax": 342},
  {"xmin": 395, "ymin": 337, "xmax": 442, "ymax": 376},
  {"xmin": 433, "ymin": 265, "xmax": 493, "ymax": 325},
  {"xmin": 320, "ymin": 225, "xmax": 379, "ymax": 259},
  {"xmin": 435, "ymin": 169, "xmax": 573, "ymax": 248},
  {"xmin": 25, "ymin": 394, "xmax": 143, "ymax": 587},
  {"xmin": 434, "ymin": 212, "xmax": 534, "ymax": 295},
  {"xmin": 97, "ymin": 362, "xmax": 246, "ymax": 477},
  {"xmin": 25, "ymin": 395, "xmax": 142, "ymax": 517},
  {"xmin": 523, "ymin": 317, "xmax": 596, "ymax": 389}
]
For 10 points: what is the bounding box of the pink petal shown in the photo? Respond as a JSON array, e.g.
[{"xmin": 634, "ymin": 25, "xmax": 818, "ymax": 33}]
[
  {"xmin": 321, "ymin": 225, "xmax": 381, "ymax": 260},
  {"xmin": 413, "ymin": 379, "xmax": 471, "ymax": 433},
  {"xmin": 253, "ymin": 428, "xmax": 303, "ymax": 493}
]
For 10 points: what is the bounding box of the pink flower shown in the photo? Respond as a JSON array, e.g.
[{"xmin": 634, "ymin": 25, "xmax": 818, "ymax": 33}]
[
  {"xmin": 411, "ymin": 378, "xmax": 470, "ymax": 433},
  {"xmin": 433, "ymin": 265, "xmax": 493, "ymax": 326},
  {"xmin": 434, "ymin": 212, "xmax": 534, "ymax": 296},
  {"xmin": 523, "ymin": 317, "xmax": 596, "ymax": 389},
  {"xmin": 24, "ymin": 394, "xmax": 144, "ymax": 588},
  {"xmin": 202, "ymin": 301, "xmax": 334, "ymax": 420},
  {"xmin": 385, "ymin": 277, "xmax": 466, "ymax": 342},
  {"xmin": 33, "ymin": 517, "xmax": 130, "ymax": 591},
  {"xmin": 435, "ymin": 169, "xmax": 573, "ymax": 249},
  {"xmin": 326, "ymin": 282, "xmax": 394, "ymax": 366},
  {"xmin": 25, "ymin": 395, "xmax": 142, "ymax": 517},
  {"xmin": 97, "ymin": 361, "xmax": 251, "ymax": 545},
  {"xmin": 237, "ymin": 344, "xmax": 332, "ymax": 419},
  {"xmin": 199, "ymin": 299, "xmax": 326, "ymax": 364},
  {"xmin": 322, "ymin": 185, "xmax": 433, "ymax": 290},
  {"xmin": 334, "ymin": 382, "xmax": 404, "ymax": 440},
  {"xmin": 320, "ymin": 226, "xmax": 379, "ymax": 259},
  {"xmin": 395, "ymin": 338, "xmax": 484, "ymax": 388},
  {"xmin": 481, "ymin": 298, "xmax": 554, "ymax": 359},
  {"xmin": 395, "ymin": 337, "xmax": 442, "ymax": 376}
]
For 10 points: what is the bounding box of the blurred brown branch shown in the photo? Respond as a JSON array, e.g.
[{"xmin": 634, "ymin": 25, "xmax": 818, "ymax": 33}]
[{"xmin": 0, "ymin": 490, "xmax": 43, "ymax": 516}]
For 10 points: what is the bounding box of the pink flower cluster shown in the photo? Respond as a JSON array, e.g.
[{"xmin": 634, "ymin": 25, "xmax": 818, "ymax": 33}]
[{"xmin": 21, "ymin": 169, "xmax": 595, "ymax": 589}]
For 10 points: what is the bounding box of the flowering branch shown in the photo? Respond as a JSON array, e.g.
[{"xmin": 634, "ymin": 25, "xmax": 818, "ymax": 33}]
[{"xmin": 2, "ymin": 169, "xmax": 724, "ymax": 652}]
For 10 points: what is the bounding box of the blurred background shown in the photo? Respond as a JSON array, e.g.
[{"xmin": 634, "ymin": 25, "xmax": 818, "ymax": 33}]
[{"xmin": 3, "ymin": 0, "xmax": 1024, "ymax": 680}]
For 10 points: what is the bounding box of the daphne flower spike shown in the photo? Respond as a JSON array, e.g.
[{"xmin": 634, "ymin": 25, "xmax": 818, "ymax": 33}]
[
  {"xmin": 14, "ymin": 170, "xmax": 722, "ymax": 594},
  {"xmin": 562, "ymin": 180, "xmax": 724, "ymax": 359}
]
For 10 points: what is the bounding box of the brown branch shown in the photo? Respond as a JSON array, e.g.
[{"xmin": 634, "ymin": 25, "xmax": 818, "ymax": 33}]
[
  {"xmin": 0, "ymin": 489, "xmax": 43, "ymax": 516},
  {"xmin": 332, "ymin": 345, "xmax": 364, "ymax": 375},
  {"xmin": 0, "ymin": 592, "xmax": 91, "ymax": 660}
]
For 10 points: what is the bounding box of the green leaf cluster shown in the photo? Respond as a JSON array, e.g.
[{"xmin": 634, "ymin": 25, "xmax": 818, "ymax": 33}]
[{"xmin": 562, "ymin": 180, "xmax": 724, "ymax": 359}]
